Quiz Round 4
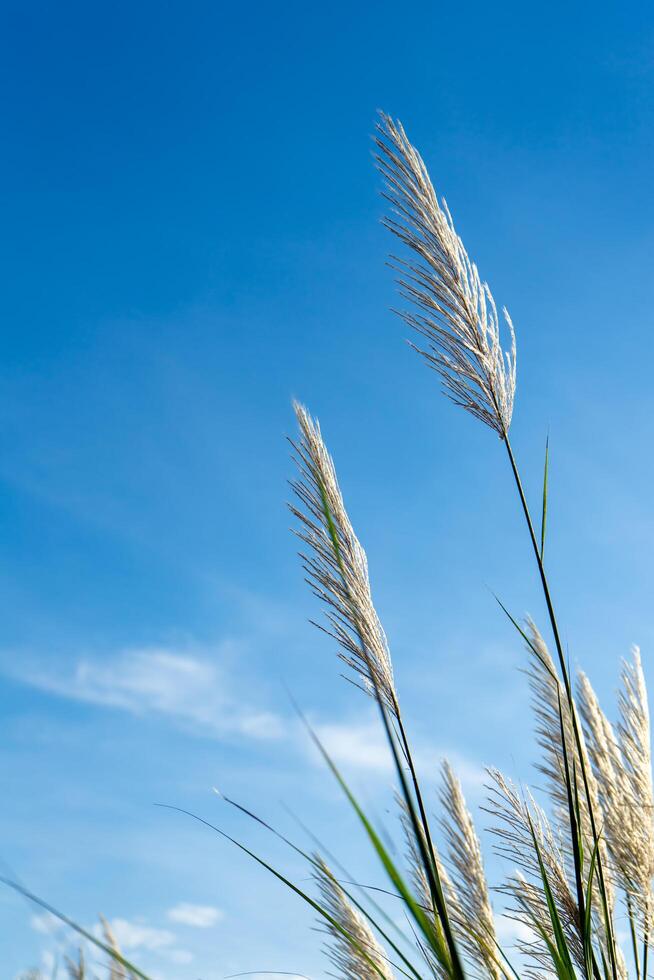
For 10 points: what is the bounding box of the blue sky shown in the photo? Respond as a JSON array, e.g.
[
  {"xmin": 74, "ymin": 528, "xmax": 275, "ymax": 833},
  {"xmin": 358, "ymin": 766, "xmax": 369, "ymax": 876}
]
[{"xmin": 1, "ymin": 0, "xmax": 654, "ymax": 976}]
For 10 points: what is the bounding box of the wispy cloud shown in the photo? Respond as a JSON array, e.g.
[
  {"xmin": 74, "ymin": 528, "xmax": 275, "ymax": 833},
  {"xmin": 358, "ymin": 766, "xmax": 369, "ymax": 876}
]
[
  {"xmin": 30, "ymin": 912, "xmax": 60, "ymax": 936},
  {"xmin": 97, "ymin": 917, "xmax": 193, "ymax": 967},
  {"xmin": 494, "ymin": 914, "xmax": 534, "ymax": 950},
  {"xmin": 17, "ymin": 645, "xmax": 286, "ymax": 741},
  {"xmin": 30, "ymin": 911, "xmax": 193, "ymax": 974},
  {"xmin": 167, "ymin": 903, "xmax": 223, "ymax": 928},
  {"xmin": 12, "ymin": 642, "xmax": 486, "ymax": 792},
  {"xmin": 310, "ymin": 715, "xmax": 486, "ymax": 793},
  {"xmin": 106, "ymin": 918, "xmax": 176, "ymax": 952},
  {"xmin": 312, "ymin": 719, "xmax": 394, "ymax": 772}
]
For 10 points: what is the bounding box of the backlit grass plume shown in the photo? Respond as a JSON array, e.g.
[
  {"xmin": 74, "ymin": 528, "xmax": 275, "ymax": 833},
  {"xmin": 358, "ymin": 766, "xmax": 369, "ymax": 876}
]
[
  {"xmin": 487, "ymin": 769, "xmax": 585, "ymax": 972},
  {"xmin": 65, "ymin": 951, "xmax": 87, "ymax": 980},
  {"xmin": 313, "ymin": 857, "xmax": 395, "ymax": 980},
  {"xmin": 289, "ymin": 400, "xmax": 397, "ymax": 714},
  {"xmin": 579, "ymin": 651, "xmax": 654, "ymax": 948},
  {"xmin": 13, "ymin": 112, "xmax": 654, "ymax": 980},
  {"xmin": 439, "ymin": 762, "xmax": 501, "ymax": 979},
  {"xmin": 374, "ymin": 112, "xmax": 516, "ymax": 438}
]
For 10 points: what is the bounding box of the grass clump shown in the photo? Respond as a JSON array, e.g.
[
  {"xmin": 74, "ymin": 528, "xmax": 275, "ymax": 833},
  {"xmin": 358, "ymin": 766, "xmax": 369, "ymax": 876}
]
[{"xmin": 13, "ymin": 112, "xmax": 653, "ymax": 980}]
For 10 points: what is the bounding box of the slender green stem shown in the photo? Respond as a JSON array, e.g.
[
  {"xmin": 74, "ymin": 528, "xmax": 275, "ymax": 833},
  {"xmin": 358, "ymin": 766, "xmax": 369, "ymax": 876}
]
[
  {"xmin": 557, "ymin": 687, "xmax": 588, "ymax": 940},
  {"xmin": 503, "ymin": 434, "xmax": 618, "ymax": 980},
  {"xmin": 503, "ymin": 437, "xmax": 569, "ymax": 692},
  {"xmin": 626, "ymin": 893, "xmax": 641, "ymax": 980},
  {"xmin": 643, "ymin": 927, "xmax": 649, "ymax": 980},
  {"xmin": 392, "ymin": 701, "xmax": 467, "ymax": 977}
]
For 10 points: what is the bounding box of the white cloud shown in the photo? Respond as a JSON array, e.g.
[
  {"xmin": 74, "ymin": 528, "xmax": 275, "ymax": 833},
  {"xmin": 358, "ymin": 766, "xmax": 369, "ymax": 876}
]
[
  {"xmin": 92, "ymin": 917, "xmax": 192, "ymax": 969},
  {"xmin": 19, "ymin": 646, "xmax": 286, "ymax": 741},
  {"xmin": 312, "ymin": 719, "xmax": 393, "ymax": 772},
  {"xmin": 494, "ymin": 914, "xmax": 534, "ymax": 948},
  {"xmin": 105, "ymin": 918, "xmax": 176, "ymax": 951},
  {"xmin": 309, "ymin": 717, "xmax": 486, "ymax": 793},
  {"xmin": 30, "ymin": 911, "xmax": 61, "ymax": 936},
  {"xmin": 167, "ymin": 902, "xmax": 223, "ymax": 928},
  {"xmin": 413, "ymin": 746, "xmax": 487, "ymax": 798},
  {"xmin": 169, "ymin": 948, "xmax": 194, "ymax": 964},
  {"xmin": 41, "ymin": 951, "xmax": 56, "ymax": 974}
]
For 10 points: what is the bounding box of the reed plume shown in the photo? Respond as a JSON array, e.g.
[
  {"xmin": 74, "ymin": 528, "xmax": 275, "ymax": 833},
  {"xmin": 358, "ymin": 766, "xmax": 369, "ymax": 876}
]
[
  {"xmin": 65, "ymin": 949, "xmax": 87, "ymax": 980},
  {"xmin": 579, "ymin": 651, "xmax": 654, "ymax": 935},
  {"xmin": 100, "ymin": 916, "xmax": 134, "ymax": 980},
  {"xmin": 486, "ymin": 769, "xmax": 584, "ymax": 973},
  {"xmin": 313, "ymin": 857, "xmax": 395, "ymax": 980},
  {"xmin": 289, "ymin": 401, "xmax": 397, "ymax": 714},
  {"xmin": 439, "ymin": 762, "xmax": 501, "ymax": 979},
  {"xmin": 375, "ymin": 113, "xmax": 516, "ymax": 438},
  {"xmin": 524, "ymin": 621, "xmax": 602, "ymax": 856},
  {"xmin": 618, "ymin": 649, "xmax": 654, "ymax": 928}
]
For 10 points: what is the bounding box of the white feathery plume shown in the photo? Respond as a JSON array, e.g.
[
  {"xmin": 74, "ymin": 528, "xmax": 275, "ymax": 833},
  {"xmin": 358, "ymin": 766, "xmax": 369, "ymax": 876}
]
[
  {"xmin": 290, "ymin": 401, "xmax": 397, "ymax": 714},
  {"xmin": 486, "ymin": 769, "xmax": 584, "ymax": 973},
  {"xmin": 524, "ymin": 622, "xmax": 605, "ymax": 862},
  {"xmin": 617, "ymin": 648, "xmax": 654, "ymax": 927},
  {"xmin": 523, "ymin": 619, "xmax": 622, "ymax": 970},
  {"xmin": 439, "ymin": 762, "xmax": 501, "ymax": 979},
  {"xmin": 65, "ymin": 950, "xmax": 87, "ymax": 980},
  {"xmin": 524, "ymin": 621, "xmax": 585, "ymax": 814},
  {"xmin": 375, "ymin": 112, "xmax": 516, "ymax": 438},
  {"xmin": 579, "ymin": 651, "xmax": 654, "ymax": 932},
  {"xmin": 100, "ymin": 915, "xmax": 134, "ymax": 980},
  {"xmin": 577, "ymin": 670, "xmax": 629, "ymax": 872},
  {"xmin": 313, "ymin": 857, "xmax": 395, "ymax": 980}
]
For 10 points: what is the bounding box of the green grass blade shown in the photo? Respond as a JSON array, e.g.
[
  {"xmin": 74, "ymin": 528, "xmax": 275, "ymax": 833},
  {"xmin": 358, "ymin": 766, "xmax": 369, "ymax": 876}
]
[
  {"xmin": 0, "ymin": 876, "xmax": 153, "ymax": 980},
  {"xmin": 156, "ymin": 805, "xmax": 394, "ymax": 980},
  {"xmin": 540, "ymin": 433, "xmax": 549, "ymax": 561},
  {"xmin": 291, "ymin": 712, "xmax": 457, "ymax": 976},
  {"xmin": 584, "ymin": 833, "xmax": 601, "ymax": 980},
  {"xmin": 525, "ymin": 810, "xmax": 577, "ymax": 980},
  {"xmin": 626, "ymin": 893, "xmax": 642, "ymax": 980},
  {"xmin": 556, "ymin": 687, "xmax": 587, "ymax": 936},
  {"xmin": 217, "ymin": 793, "xmax": 422, "ymax": 980}
]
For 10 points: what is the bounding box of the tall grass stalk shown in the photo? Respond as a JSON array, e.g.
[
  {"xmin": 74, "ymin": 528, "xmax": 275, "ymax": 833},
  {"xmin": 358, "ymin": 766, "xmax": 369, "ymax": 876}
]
[{"xmin": 13, "ymin": 112, "xmax": 654, "ymax": 980}]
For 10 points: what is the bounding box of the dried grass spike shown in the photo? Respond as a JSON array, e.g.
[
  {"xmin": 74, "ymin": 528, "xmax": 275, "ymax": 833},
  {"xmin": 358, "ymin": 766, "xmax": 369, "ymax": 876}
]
[
  {"xmin": 439, "ymin": 761, "xmax": 501, "ymax": 978},
  {"xmin": 375, "ymin": 112, "xmax": 516, "ymax": 438},
  {"xmin": 290, "ymin": 402, "xmax": 397, "ymax": 714},
  {"xmin": 313, "ymin": 856, "xmax": 395, "ymax": 980}
]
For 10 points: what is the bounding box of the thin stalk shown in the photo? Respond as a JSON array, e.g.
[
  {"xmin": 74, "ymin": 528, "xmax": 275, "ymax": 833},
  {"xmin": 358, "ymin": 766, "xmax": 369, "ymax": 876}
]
[
  {"xmin": 557, "ymin": 688, "xmax": 587, "ymax": 942},
  {"xmin": 503, "ymin": 434, "xmax": 618, "ymax": 980},
  {"xmin": 219, "ymin": 793, "xmax": 422, "ymax": 980},
  {"xmin": 642, "ymin": 927, "xmax": 649, "ymax": 980},
  {"xmin": 626, "ymin": 893, "xmax": 641, "ymax": 980},
  {"xmin": 393, "ymin": 700, "xmax": 452, "ymax": 922},
  {"xmin": 157, "ymin": 805, "xmax": 392, "ymax": 980},
  {"xmin": 371, "ymin": 668, "xmax": 464, "ymax": 979}
]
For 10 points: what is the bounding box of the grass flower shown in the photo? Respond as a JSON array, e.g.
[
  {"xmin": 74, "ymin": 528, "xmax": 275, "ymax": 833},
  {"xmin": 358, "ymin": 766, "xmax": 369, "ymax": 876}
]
[
  {"xmin": 289, "ymin": 400, "xmax": 397, "ymax": 714},
  {"xmin": 375, "ymin": 113, "xmax": 516, "ymax": 438},
  {"xmin": 313, "ymin": 857, "xmax": 395, "ymax": 980},
  {"xmin": 439, "ymin": 762, "xmax": 501, "ymax": 979},
  {"xmin": 579, "ymin": 651, "xmax": 654, "ymax": 944}
]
